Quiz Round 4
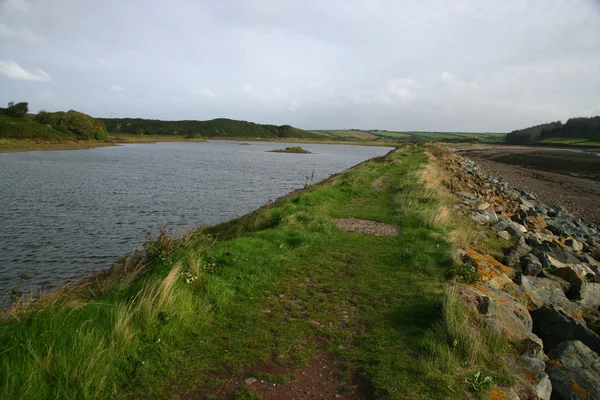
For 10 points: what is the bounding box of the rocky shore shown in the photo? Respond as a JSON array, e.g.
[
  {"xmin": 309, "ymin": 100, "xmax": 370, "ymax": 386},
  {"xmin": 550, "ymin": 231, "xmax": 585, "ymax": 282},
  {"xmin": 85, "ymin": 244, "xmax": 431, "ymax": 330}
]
[{"xmin": 440, "ymin": 149, "xmax": 600, "ymax": 399}]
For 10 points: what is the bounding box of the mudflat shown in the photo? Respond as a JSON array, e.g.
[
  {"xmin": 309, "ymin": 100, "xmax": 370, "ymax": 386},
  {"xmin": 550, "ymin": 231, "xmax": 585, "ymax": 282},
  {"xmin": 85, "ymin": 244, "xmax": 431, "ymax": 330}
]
[{"xmin": 452, "ymin": 145, "xmax": 600, "ymax": 228}]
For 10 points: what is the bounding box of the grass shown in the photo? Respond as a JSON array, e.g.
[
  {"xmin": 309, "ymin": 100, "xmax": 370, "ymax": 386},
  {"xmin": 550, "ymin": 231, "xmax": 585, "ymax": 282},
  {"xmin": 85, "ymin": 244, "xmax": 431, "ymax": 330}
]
[
  {"xmin": 0, "ymin": 138, "xmax": 116, "ymax": 152},
  {"xmin": 269, "ymin": 146, "xmax": 311, "ymax": 154},
  {"xmin": 0, "ymin": 145, "xmax": 512, "ymax": 399},
  {"xmin": 536, "ymin": 137, "xmax": 600, "ymax": 147}
]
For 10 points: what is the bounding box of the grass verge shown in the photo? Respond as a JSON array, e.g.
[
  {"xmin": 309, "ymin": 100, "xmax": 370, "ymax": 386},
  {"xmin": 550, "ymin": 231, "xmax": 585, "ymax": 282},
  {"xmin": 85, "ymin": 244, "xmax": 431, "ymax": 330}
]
[{"xmin": 0, "ymin": 145, "xmax": 511, "ymax": 399}]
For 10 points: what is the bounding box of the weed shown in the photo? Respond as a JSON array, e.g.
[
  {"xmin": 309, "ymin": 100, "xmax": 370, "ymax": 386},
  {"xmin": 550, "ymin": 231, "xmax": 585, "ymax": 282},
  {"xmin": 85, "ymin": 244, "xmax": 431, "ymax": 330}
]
[{"xmin": 465, "ymin": 371, "xmax": 493, "ymax": 392}]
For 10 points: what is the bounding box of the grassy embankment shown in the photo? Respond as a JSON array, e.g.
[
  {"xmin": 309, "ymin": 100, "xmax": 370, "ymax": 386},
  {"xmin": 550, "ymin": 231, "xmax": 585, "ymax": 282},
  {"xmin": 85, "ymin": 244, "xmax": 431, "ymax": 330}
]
[{"xmin": 0, "ymin": 145, "xmax": 512, "ymax": 399}]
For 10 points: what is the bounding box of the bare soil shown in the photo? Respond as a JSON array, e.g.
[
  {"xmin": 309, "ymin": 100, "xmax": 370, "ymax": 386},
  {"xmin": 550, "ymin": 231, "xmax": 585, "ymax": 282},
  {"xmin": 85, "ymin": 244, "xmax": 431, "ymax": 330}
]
[
  {"xmin": 451, "ymin": 145, "xmax": 600, "ymax": 228},
  {"xmin": 185, "ymin": 351, "xmax": 372, "ymax": 400},
  {"xmin": 333, "ymin": 218, "xmax": 399, "ymax": 236}
]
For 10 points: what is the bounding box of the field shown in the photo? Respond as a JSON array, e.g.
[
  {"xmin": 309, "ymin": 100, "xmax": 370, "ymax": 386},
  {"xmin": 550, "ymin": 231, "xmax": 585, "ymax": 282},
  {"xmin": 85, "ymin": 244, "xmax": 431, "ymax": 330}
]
[
  {"xmin": 371, "ymin": 131, "xmax": 505, "ymax": 142},
  {"xmin": 537, "ymin": 137, "xmax": 600, "ymax": 147},
  {"xmin": 0, "ymin": 145, "xmax": 511, "ymax": 399},
  {"xmin": 311, "ymin": 130, "xmax": 378, "ymax": 139}
]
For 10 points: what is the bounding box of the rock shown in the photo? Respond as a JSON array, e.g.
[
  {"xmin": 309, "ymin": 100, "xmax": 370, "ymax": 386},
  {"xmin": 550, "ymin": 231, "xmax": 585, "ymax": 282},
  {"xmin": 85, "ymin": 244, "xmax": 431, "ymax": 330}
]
[
  {"xmin": 493, "ymin": 221, "xmax": 512, "ymax": 233},
  {"xmin": 498, "ymin": 230, "xmax": 512, "ymax": 241},
  {"xmin": 456, "ymin": 191, "xmax": 476, "ymax": 201},
  {"xmin": 463, "ymin": 283, "xmax": 544, "ymax": 357},
  {"xmin": 499, "ymin": 354, "xmax": 552, "ymax": 400},
  {"xmin": 565, "ymin": 238, "xmax": 583, "ymax": 252},
  {"xmin": 552, "ymin": 266, "xmax": 587, "ymax": 300},
  {"xmin": 545, "ymin": 340, "xmax": 600, "ymax": 400},
  {"xmin": 470, "ymin": 210, "xmax": 498, "ymax": 225},
  {"xmin": 505, "ymin": 222, "xmax": 528, "ymax": 237},
  {"xmin": 519, "ymin": 276, "xmax": 580, "ymax": 317},
  {"xmin": 462, "ymin": 249, "xmax": 515, "ymax": 289},
  {"xmin": 504, "ymin": 237, "xmax": 532, "ymax": 270},
  {"xmin": 580, "ymin": 283, "xmax": 600, "ymax": 312},
  {"xmin": 244, "ymin": 377, "xmax": 256, "ymax": 385},
  {"xmin": 521, "ymin": 253, "xmax": 543, "ymax": 276},
  {"xmin": 476, "ymin": 201, "xmax": 491, "ymax": 211},
  {"xmin": 490, "ymin": 388, "xmax": 521, "ymax": 400},
  {"xmin": 531, "ymin": 306, "xmax": 600, "ymax": 355}
]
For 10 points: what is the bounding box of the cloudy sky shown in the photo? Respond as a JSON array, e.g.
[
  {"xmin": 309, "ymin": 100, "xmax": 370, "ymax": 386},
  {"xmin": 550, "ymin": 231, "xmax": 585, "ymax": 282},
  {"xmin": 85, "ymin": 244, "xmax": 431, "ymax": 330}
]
[{"xmin": 1, "ymin": 0, "xmax": 599, "ymax": 132}]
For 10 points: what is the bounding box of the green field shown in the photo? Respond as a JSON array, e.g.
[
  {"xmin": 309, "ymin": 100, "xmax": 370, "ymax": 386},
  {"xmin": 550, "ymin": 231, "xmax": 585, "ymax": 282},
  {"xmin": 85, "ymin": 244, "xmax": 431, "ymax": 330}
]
[
  {"xmin": 0, "ymin": 145, "xmax": 510, "ymax": 399},
  {"xmin": 537, "ymin": 137, "xmax": 600, "ymax": 147},
  {"xmin": 370, "ymin": 131, "xmax": 504, "ymax": 142}
]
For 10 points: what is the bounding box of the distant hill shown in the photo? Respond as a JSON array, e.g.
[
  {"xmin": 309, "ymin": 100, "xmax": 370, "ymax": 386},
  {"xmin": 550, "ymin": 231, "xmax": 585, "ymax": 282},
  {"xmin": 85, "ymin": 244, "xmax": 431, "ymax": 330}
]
[
  {"xmin": 0, "ymin": 108, "xmax": 108, "ymax": 141},
  {"xmin": 98, "ymin": 117, "xmax": 319, "ymax": 139},
  {"xmin": 505, "ymin": 116, "xmax": 600, "ymax": 146}
]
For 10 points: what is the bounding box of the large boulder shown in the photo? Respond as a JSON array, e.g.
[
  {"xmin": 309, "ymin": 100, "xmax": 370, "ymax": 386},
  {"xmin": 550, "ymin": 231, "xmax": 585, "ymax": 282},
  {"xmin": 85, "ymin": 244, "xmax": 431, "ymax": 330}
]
[
  {"xmin": 521, "ymin": 253, "xmax": 543, "ymax": 276},
  {"xmin": 519, "ymin": 276, "xmax": 581, "ymax": 317},
  {"xmin": 499, "ymin": 354, "xmax": 552, "ymax": 400},
  {"xmin": 462, "ymin": 283, "xmax": 544, "ymax": 358},
  {"xmin": 531, "ymin": 306, "xmax": 600, "ymax": 355},
  {"xmin": 504, "ymin": 237, "xmax": 532, "ymax": 270},
  {"xmin": 545, "ymin": 340, "xmax": 600, "ymax": 400},
  {"xmin": 461, "ymin": 249, "xmax": 515, "ymax": 289}
]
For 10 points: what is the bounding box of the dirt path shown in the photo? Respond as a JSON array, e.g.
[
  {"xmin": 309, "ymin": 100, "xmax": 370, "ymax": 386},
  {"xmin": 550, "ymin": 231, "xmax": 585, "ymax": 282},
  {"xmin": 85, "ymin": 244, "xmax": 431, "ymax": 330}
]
[{"xmin": 451, "ymin": 145, "xmax": 600, "ymax": 228}]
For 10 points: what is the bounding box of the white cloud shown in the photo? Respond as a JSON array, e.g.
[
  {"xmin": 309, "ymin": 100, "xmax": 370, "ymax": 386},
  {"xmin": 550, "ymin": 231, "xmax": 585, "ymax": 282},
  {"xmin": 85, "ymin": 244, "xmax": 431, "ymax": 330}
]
[
  {"xmin": 3, "ymin": 0, "xmax": 30, "ymax": 12},
  {"xmin": 439, "ymin": 71, "xmax": 479, "ymax": 93},
  {"xmin": 0, "ymin": 23, "xmax": 42, "ymax": 44},
  {"xmin": 110, "ymin": 84, "xmax": 124, "ymax": 92},
  {"xmin": 0, "ymin": 60, "xmax": 52, "ymax": 82},
  {"xmin": 190, "ymin": 87, "xmax": 215, "ymax": 97}
]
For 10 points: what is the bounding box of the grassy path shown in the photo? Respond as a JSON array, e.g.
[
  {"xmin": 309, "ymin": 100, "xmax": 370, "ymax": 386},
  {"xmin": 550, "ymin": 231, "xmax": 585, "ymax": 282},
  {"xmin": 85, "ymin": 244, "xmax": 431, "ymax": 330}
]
[{"xmin": 0, "ymin": 145, "xmax": 508, "ymax": 399}]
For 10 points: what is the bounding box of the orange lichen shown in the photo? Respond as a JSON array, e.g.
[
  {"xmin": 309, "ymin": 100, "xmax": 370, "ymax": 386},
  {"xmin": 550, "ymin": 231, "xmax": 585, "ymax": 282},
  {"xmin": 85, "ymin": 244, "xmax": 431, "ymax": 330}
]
[
  {"xmin": 546, "ymin": 360, "xmax": 562, "ymax": 368},
  {"xmin": 571, "ymin": 380, "xmax": 590, "ymax": 396},
  {"xmin": 523, "ymin": 373, "xmax": 539, "ymax": 382},
  {"xmin": 491, "ymin": 388, "xmax": 507, "ymax": 400}
]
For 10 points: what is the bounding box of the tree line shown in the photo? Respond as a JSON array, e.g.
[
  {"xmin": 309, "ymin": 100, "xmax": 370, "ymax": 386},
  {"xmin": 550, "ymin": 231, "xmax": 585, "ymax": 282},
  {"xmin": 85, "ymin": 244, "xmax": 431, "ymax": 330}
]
[
  {"xmin": 98, "ymin": 117, "xmax": 317, "ymax": 139},
  {"xmin": 505, "ymin": 116, "xmax": 600, "ymax": 144}
]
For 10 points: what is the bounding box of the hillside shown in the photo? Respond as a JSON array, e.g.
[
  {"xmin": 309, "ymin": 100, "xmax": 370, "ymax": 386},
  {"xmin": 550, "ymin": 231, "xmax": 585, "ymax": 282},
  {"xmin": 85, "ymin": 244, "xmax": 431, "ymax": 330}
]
[
  {"xmin": 505, "ymin": 116, "xmax": 600, "ymax": 146},
  {"xmin": 99, "ymin": 117, "xmax": 320, "ymax": 139},
  {"xmin": 0, "ymin": 102, "xmax": 108, "ymax": 141}
]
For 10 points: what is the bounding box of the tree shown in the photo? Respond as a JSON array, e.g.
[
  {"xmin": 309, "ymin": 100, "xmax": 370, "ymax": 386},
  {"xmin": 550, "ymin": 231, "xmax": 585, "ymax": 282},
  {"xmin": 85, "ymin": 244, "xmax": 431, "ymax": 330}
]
[{"xmin": 5, "ymin": 101, "xmax": 29, "ymax": 117}]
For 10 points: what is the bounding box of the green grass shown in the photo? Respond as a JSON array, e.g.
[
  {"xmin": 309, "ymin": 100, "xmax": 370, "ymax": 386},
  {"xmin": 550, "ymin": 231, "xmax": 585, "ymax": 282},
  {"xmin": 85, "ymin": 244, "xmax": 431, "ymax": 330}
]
[
  {"xmin": 369, "ymin": 131, "xmax": 505, "ymax": 143},
  {"xmin": 537, "ymin": 137, "xmax": 600, "ymax": 147},
  {"xmin": 0, "ymin": 145, "xmax": 511, "ymax": 399},
  {"xmin": 0, "ymin": 114, "xmax": 71, "ymax": 141}
]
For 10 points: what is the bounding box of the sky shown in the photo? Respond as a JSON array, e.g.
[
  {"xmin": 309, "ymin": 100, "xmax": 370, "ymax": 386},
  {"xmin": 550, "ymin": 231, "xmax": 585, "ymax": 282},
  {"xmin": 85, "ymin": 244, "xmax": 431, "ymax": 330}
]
[{"xmin": 1, "ymin": 0, "xmax": 599, "ymax": 132}]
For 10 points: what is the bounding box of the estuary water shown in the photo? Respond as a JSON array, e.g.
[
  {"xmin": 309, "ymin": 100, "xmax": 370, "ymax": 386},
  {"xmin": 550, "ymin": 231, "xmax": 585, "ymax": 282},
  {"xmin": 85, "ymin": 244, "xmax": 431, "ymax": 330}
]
[{"xmin": 0, "ymin": 141, "xmax": 392, "ymax": 303}]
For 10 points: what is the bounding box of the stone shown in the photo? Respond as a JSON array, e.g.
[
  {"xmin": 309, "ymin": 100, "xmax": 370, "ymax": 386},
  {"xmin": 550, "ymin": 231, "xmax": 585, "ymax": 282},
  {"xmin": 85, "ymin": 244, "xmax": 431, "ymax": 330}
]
[
  {"xmin": 493, "ymin": 221, "xmax": 512, "ymax": 233},
  {"xmin": 244, "ymin": 377, "xmax": 256, "ymax": 385},
  {"xmin": 498, "ymin": 230, "xmax": 512, "ymax": 241},
  {"xmin": 499, "ymin": 354, "xmax": 552, "ymax": 400},
  {"xmin": 531, "ymin": 306, "xmax": 600, "ymax": 355},
  {"xmin": 462, "ymin": 249, "xmax": 515, "ymax": 289},
  {"xmin": 455, "ymin": 191, "xmax": 476, "ymax": 201},
  {"xmin": 476, "ymin": 201, "xmax": 491, "ymax": 211},
  {"xmin": 504, "ymin": 237, "xmax": 533, "ymax": 270},
  {"xmin": 519, "ymin": 276, "xmax": 581, "ymax": 317},
  {"xmin": 565, "ymin": 238, "xmax": 583, "ymax": 252},
  {"xmin": 545, "ymin": 341, "xmax": 600, "ymax": 400},
  {"xmin": 463, "ymin": 283, "xmax": 544, "ymax": 357},
  {"xmin": 552, "ymin": 266, "xmax": 587, "ymax": 300},
  {"xmin": 521, "ymin": 253, "xmax": 543, "ymax": 276},
  {"xmin": 580, "ymin": 283, "xmax": 600, "ymax": 312},
  {"xmin": 505, "ymin": 222, "xmax": 528, "ymax": 237}
]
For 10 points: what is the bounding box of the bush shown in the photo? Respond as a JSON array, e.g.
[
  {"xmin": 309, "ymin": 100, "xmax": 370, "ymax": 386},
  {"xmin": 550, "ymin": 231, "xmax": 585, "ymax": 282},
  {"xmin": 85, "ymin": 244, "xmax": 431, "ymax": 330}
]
[{"xmin": 5, "ymin": 101, "xmax": 28, "ymax": 117}]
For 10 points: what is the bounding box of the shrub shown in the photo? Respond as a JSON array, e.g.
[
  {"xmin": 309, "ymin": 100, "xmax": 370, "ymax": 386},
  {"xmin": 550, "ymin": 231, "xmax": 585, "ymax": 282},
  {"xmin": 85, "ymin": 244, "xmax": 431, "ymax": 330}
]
[{"xmin": 5, "ymin": 101, "xmax": 28, "ymax": 117}]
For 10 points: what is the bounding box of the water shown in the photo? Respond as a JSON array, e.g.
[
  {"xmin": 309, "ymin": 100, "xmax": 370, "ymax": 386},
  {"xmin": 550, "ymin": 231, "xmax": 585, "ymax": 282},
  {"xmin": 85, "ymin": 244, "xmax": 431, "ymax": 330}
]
[{"xmin": 0, "ymin": 141, "xmax": 392, "ymax": 302}]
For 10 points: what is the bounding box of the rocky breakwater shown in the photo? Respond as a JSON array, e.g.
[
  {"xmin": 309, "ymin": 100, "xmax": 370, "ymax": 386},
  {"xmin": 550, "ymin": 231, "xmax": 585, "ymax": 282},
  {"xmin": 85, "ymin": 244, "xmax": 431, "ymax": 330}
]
[{"xmin": 440, "ymin": 149, "xmax": 600, "ymax": 399}]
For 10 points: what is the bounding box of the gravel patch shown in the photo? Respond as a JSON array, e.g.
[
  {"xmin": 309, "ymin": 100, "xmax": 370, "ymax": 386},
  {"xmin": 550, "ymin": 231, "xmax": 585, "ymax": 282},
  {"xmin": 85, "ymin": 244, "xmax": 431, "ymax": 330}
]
[{"xmin": 334, "ymin": 218, "xmax": 399, "ymax": 236}]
